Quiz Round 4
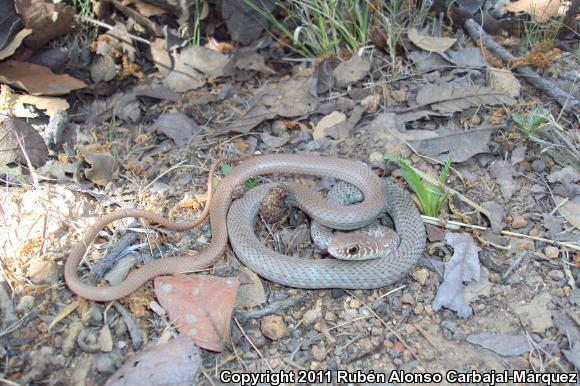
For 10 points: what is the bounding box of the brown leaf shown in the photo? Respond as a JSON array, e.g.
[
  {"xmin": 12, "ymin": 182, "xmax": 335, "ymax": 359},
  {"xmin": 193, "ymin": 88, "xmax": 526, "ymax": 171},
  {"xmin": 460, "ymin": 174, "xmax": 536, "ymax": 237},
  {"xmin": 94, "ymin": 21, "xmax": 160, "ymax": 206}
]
[
  {"xmin": 416, "ymin": 84, "xmax": 515, "ymax": 113},
  {"xmin": 0, "ymin": 118, "xmax": 49, "ymax": 167},
  {"xmin": 408, "ymin": 28, "xmax": 456, "ymax": 53},
  {"xmin": 0, "ymin": 60, "xmax": 86, "ymax": 96},
  {"xmin": 154, "ymin": 275, "xmax": 239, "ymax": 352},
  {"xmin": 81, "ymin": 151, "xmax": 120, "ymax": 186},
  {"xmin": 11, "ymin": 94, "xmax": 70, "ymax": 118},
  {"xmin": 123, "ymin": 0, "xmax": 166, "ymax": 17},
  {"xmin": 105, "ymin": 335, "xmax": 201, "ymax": 386},
  {"xmin": 0, "ymin": 29, "xmax": 32, "ymax": 60},
  {"xmin": 15, "ymin": 0, "xmax": 76, "ymax": 49},
  {"xmin": 505, "ymin": 0, "xmax": 565, "ymax": 23}
]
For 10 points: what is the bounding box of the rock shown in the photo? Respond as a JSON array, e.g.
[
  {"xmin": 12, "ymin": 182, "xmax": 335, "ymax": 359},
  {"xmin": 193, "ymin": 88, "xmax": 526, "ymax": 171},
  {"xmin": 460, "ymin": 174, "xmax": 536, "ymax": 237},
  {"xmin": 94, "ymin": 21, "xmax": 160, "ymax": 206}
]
[
  {"xmin": 95, "ymin": 354, "xmax": 116, "ymax": 373},
  {"xmin": 404, "ymin": 324, "xmax": 417, "ymax": 335},
  {"xmin": 544, "ymin": 246, "xmax": 559, "ymax": 259},
  {"xmin": 148, "ymin": 301, "xmax": 166, "ymax": 316},
  {"xmin": 104, "ymin": 254, "xmax": 139, "ymax": 285},
  {"xmin": 349, "ymin": 299, "xmax": 362, "ymax": 309},
  {"xmin": 369, "ymin": 152, "xmax": 385, "ymax": 169},
  {"xmin": 27, "ymin": 259, "xmax": 59, "ymax": 284},
  {"xmin": 531, "ymin": 159, "xmax": 545, "ymax": 173},
  {"xmin": 486, "ymin": 67, "xmax": 521, "ymax": 97},
  {"xmin": 63, "ymin": 321, "xmax": 83, "ymax": 356},
  {"xmin": 311, "ymin": 343, "xmax": 326, "ymax": 361},
  {"xmin": 333, "ymin": 55, "xmax": 371, "ymax": 87},
  {"xmin": 511, "ymin": 292, "xmax": 554, "ymax": 333},
  {"xmin": 547, "ymin": 270, "xmax": 564, "ymax": 281},
  {"xmin": 271, "ymin": 120, "xmax": 287, "ymax": 136},
  {"xmin": 302, "ymin": 309, "xmax": 322, "ymax": 326},
  {"xmin": 530, "ymin": 184, "xmax": 545, "ymax": 194},
  {"xmin": 81, "ymin": 305, "xmax": 103, "ymax": 326},
  {"xmin": 511, "ymin": 214, "xmax": 528, "ymax": 229},
  {"xmin": 99, "ymin": 325, "xmax": 113, "ymax": 352},
  {"xmin": 260, "ymin": 315, "xmax": 288, "ymax": 341},
  {"xmin": 412, "ymin": 268, "xmax": 429, "ymax": 285},
  {"xmin": 313, "ymin": 111, "xmax": 347, "ymax": 140},
  {"xmin": 16, "ymin": 295, "xmax": 35, "ymax": 313},
  {"xmin": 413, "ymin": 304, "xmax": 424, "ymax": 315},
  {"xmin": 401, "ymin": 293, "xmax": 415, "ymax": 305}
]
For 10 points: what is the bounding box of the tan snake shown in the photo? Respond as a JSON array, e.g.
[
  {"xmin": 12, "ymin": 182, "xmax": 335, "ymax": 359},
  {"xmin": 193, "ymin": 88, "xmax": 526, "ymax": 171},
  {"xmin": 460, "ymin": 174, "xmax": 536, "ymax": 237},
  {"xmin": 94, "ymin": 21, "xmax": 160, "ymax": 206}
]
[{"xmin": 65, "ymin": 154, "xmax": 426, "ymax": 301}]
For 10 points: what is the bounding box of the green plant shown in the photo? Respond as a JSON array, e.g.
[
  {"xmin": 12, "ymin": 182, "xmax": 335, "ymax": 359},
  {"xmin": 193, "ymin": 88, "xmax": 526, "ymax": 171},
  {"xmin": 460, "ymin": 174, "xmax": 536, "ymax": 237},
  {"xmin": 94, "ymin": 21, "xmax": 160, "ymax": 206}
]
[
  {"xmin": 72, "ymin": 0, "xmax": 95, "ymax": 17},
  {"xmin": 244, "ymin": 0, "xmax": 373, "ymax": 58},
  {"xmin": 386, "ymin": 155, "xmax": 452, "ymax": 217},
  {"xmin": 221, "ymin": 163, "xmax": 256, "ymax": 188},
  {"xmin": 512, "ymin": 107, "xmax": 580, "ymax": 166},
  {"xmin": 520, "ymin": 13, "xmax": 564, "ymax": 54},
  {"xmin": 189, "ymin": 0, "xmax": 203, "ymax": 46}
]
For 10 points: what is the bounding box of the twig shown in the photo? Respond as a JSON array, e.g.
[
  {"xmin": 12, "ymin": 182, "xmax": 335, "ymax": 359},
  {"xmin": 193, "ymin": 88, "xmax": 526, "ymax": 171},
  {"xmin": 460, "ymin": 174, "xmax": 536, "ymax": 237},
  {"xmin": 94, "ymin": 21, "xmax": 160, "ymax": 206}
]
[
  {"xmin": 77, "ymin": 15, "xmax": 152, "ymax": 46},
  {"xmin": 233, "ymin": 317, "xmax": 273, "ymax": 371},
  {"xmin": 0, "ymin": 378, "xmax": 21, "ymax": 386},
  {"xmin": 112, "ymin": 301, "xmax": 143, "ymax": 349},
  {"xmin": 422, "ymin": 215, "xmax": 580, "ymax": 251},
  {"xmin": 235, "ymin": 293, "xmax": 307, "ymax": 322},
  {"xmin": 463, "ymin": 18, "xmax": 580, "ymax": 113}
]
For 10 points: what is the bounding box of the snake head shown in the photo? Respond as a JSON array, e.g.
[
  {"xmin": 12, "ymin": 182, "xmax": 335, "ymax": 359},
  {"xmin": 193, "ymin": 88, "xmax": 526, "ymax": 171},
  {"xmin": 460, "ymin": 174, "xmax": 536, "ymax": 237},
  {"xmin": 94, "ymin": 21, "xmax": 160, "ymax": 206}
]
[{"xmin": 327, "ymin": 228, "xmax": 400, "ymax": 261}]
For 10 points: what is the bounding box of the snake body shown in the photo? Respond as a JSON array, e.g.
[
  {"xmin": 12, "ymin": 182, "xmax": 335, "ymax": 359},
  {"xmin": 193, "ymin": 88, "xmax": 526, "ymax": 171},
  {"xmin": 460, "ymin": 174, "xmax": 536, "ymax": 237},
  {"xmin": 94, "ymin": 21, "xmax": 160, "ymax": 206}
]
[
  {"xmin": 228, "ymin": 179, "xmax": 425, "ymax": 288},
  {"xmin": 65, "ymin": 154, "xmax": 425, "ymax": 301}
]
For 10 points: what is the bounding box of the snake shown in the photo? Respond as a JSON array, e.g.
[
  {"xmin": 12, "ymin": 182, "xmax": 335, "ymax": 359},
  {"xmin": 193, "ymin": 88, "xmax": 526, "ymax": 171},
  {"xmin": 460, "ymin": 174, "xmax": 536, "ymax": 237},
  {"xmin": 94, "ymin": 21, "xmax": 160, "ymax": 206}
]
[{"xmin": 64, "ymin": 154, "xmax": 426, "ymax": 301}]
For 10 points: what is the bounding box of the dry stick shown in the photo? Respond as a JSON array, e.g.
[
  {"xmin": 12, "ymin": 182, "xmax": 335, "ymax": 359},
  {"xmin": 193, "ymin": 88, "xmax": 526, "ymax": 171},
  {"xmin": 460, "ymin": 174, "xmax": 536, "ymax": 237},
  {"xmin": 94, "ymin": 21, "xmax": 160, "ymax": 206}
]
[{"xmin": 463, "ymin": 18, "xmax": 580, "ymax": 113}]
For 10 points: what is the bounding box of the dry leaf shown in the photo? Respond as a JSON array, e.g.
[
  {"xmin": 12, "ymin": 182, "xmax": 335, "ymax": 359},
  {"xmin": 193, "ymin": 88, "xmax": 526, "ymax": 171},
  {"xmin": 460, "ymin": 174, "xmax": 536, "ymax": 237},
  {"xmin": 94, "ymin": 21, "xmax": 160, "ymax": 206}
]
[
  {"xmin": 105, "ymin": 335, "xmax": 201, "ymax": 386},
  {"xmin": 11, "ymin": 94, "xmax": 70, "ymax": 118},
  {"xmin": 432, "ymin": 232, "xmax": 481, "ymax": 318},
  {"xmin": 505, "ymin": 0, "xmax": 565, "ymax": 22},
  {"xmin": 81, "ymin": 151, "xmax": 120, "ymax": 186},
  {"xmin": 416, "ymin": 84, "xmax": 515, "ymax": 112},
  {"xmin": 15, "ymin": 0, "xmax": 76, "ymax": 49},
  {"xmin": 48, "ymin": 301, "xmax": 79, "ymax": 331},
  {"xmin": 556, "ymin": 196, "xmax": 580, "ymax": 230},
  {"xmin": 0, "ymin": 118, "xmax": 49, "ymax": 167},
  {"xmin": 408, "ymin": 28, "xmax": 456, "ymax": 53},
  {"xmin": 154, "ymin": 275, "xmax": 239, "ymax": 352},
  {"xmin": 0, "ymin": 28, "xmax": 32, "ymax": 60},
  {"xmin": 123, "ymin": 0, "xmax": 166, "ymax": 17},
  {"xmin": 0, "ymin": 60, "xmax": 86, "ymax": 96}
]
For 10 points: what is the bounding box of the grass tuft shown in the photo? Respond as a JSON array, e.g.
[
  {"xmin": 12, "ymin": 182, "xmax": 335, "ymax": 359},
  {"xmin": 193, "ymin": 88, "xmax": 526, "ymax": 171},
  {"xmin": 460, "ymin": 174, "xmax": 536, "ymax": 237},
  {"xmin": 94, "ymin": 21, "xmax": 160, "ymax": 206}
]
[{"xmin": 386, "ymin": 155, "xmax": 452, "ymax": 217}]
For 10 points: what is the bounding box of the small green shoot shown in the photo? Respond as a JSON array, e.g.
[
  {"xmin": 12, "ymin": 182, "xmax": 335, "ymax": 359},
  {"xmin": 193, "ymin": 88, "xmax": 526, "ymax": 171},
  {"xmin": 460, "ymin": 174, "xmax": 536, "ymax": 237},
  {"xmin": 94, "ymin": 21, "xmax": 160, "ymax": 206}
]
[
  {"xmin": 221, "ymin": 163, "xmax": 256, "ymax": 188},
  {"xmin": 512, "ymin": 107, "xmax": 548, "ymax": 138},
  {"xmin": 386, "ymin": 155, "xmax": 452, "ymax": 217}
]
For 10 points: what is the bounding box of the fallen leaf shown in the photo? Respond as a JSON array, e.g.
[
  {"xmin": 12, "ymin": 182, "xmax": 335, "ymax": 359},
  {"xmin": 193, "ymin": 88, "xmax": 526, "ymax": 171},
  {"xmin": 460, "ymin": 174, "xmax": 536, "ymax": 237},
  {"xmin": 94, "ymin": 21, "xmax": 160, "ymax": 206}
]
[
  {"xmin": 547, "ymin": 166, "xmax": 580, "ymax": 184},
  {"xmin": 408, "ymin": 28, "xmax": 456, "ymax": 53},
  {"xmin": 408, "ymin": 127, "xmax": 497, "ymax": 163},
  {"xmin": 104, "ymin": 22, "xmax": 137, "ymax": 62},
  {"xmin": 490, "ymin": 160, "xmax": 517, "ymax": 201},
  {"xmin": 179, "ymin": 45, "xmax": 231, "ymax": 77},
  {"xmin": 154, "ymin": 275, "xmax": 239, "ymax": 352},
  {"xmin": 481, "ymin": 201, "xmax": 505, "ymax": 233},
  {"xmin": 0, "ymin": 28, "xmax": 32, "ymax": 60},
  {"xmin": 333, "ymin": 55, "xmax": 371, "ymax": 87},
  {"xmin": 564, "ymin": 343, "xmax": 580, "ymax": 370},
  {"xmin": 0, "ymin": 60, "xmax": 86, "ymax": 96},
  {"xmin": 150, "ymin": 111, "xmax": 201, "ymax": 146},
  {"xmin": 432, "ymin": 232, "xmax": 481, "ymax": 318},
  {"xmin": 466, "ymin": 333, "xmax": 533, "ymax": 356},
  {"xmin": 505, "ymin": 0, "xmax": 566, "ymax": 23},
  {"xmin": 124, "ymin": 0, "xmax": 166, "ymax": 17},
  {"xmin": 487, "ymin": 67, "xmax": 522, "ymax": 98},
  {"xmin": 235, "ymin": 51, "xmax": 275, "ymax": 74},
  {"xmin": 0, "ymin": 118, "xmax": 49, "ymax": 167},
  {"xmin": 48, "ymin": 300, "xmax": 79, "ymax": 331},
  {"xmin": 105, "ymin": 335, "xmax": 201, "ymax": 386},
  {"xmin": 555, "ymin": 196, "xmax": 580, "ymax": 230},
  {"xmin": 235, "ymin": 267, "xmax": 267, "ymax": 308},
  {"xmin": 15, "ymin": 0, "xmax": 76, "ymax": 49},
  {"xmin": 81, "ymin": 150, "xmax": 120, "ymax": 186},
  {"xmin": 10, "ymin": 94, "xmax": 70, "ymax": 118},
  {"xmin": 441, "ymin": 47, "xmax": 487, "ymax": 67},
  {"xmin": 163, "ymin": 54, "xmax": 205, "ymax": 92},
  {"xmin": 221, "ymin": 0, "xmax": 274, "ymax": 45},
  {"xmin": 313, "ymin": 111, "xmax": 347, "ymax": 140},
  {"xmin": 416, "ymin": 84, "xmax": 515, "ymax": 113}
]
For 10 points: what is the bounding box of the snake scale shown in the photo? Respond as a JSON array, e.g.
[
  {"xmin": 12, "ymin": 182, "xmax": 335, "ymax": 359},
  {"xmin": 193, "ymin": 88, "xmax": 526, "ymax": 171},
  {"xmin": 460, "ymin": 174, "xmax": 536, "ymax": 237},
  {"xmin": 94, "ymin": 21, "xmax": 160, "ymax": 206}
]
[{"xmin": 65, "ymin": 154, "xmax": 426, "ymax": 301}]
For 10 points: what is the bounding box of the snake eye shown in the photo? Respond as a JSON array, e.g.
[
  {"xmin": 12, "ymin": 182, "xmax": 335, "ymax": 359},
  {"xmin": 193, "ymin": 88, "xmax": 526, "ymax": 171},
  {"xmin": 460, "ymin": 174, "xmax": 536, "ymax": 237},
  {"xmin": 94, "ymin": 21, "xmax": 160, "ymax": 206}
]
[{"xmin": 347, "ymin": 246, "xmax": 359, "ymax": 255}]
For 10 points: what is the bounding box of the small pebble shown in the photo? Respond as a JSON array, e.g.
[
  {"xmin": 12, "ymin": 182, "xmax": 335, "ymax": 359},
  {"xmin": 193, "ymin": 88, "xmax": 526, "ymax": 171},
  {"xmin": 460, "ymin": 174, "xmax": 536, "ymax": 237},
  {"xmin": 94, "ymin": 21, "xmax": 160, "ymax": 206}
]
[
  {"xmin": 404, "ymin": 324, "xmax": 417, "ymax": 335},
  {"xmin": 547, "ymin": 270, "xmax": 564, "ymax": 281},
  {"xmin": 311, "ymin": 344, "xmax": 326, "ymax": 361},
  {"xmin": 95, "ymin": 354, "xmax": 116, "ymax": 373},
  {"xmin": 413, "ymin": 304, "xmax": 424, "ymax": 315},
  {"xmin": 98, "ymin": 325, "xmax": 113, "ymax": 352},
  {"xmin": 412, "ymin": 268, "xmax": 429, "ymax": 285},
  {"xmin": 424, "ymin": 305, "xmax": 434, "ymax": 315},
  {"xmin": 544, "ymin": 246, "xmax": 559, "ymax": 259},
  {"xmin": 302, "ymin": 309, "xmax": 322, "ymax": 326},
  {"xmin": 148, "ymin": 301, "xmax": 166, "ymax": 316},
  {"xmin": 369, "ymin": 152, "xmax": 385, "ymax": 169},
  {"xmin": 260, "ymin": 315, "xmax": 288, "ymax": 341},
  {"xmin": 401, "ymin": 293, "xmax": 415, "ymax": 305},
  {"xmin": 511, "ymin": 214, "xmax": 528, "ymax": 229},
  {"xmin": 27, "ymin": 259, "xmax": 59, "ymax": 284},
  {"xmin": 530, "ymin": 184, "xmax": 545, "ymax": 194},
  {"xmin": 531, "ymin": 159, "xmax": 545, "ymax": 173},
  {"xmin": 324, "ymin": 311, "xmax": 336, "ymax": 321},
  {"xmin": 349, "ymin": 299, "xmax": 362, "ymax": 309},
  {"xmin": 16, "ymin": 295, "xmax": 35, "ymax": 313},
  {"xmin": 271, "ymin": 120, "xmax": 287, "ymax": 136}
]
